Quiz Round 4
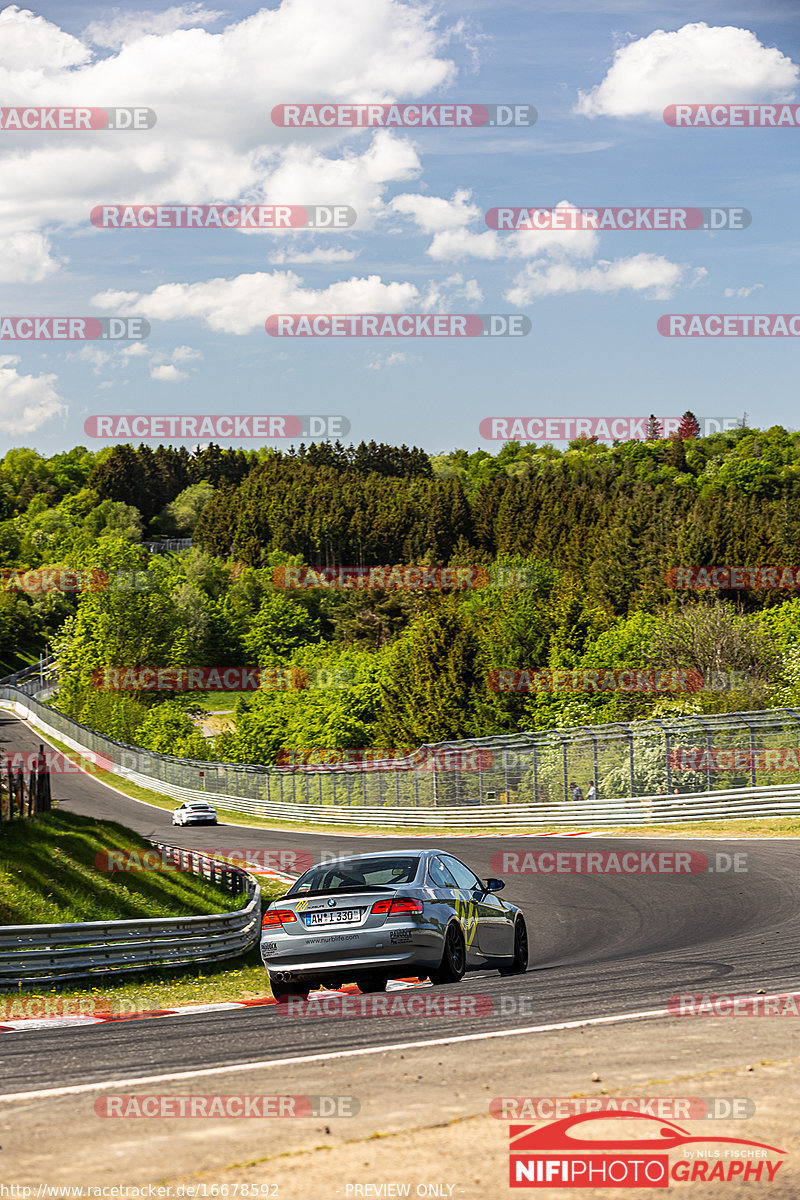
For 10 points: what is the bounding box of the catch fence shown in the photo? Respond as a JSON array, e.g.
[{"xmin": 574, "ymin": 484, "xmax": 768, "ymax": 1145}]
[{"xmin": 2, "ymin": 675, "xmax": 800, "ymax": 824}]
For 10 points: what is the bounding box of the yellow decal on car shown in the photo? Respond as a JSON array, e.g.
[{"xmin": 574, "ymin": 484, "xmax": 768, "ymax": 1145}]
[{"xmin": 454, "ymin": 889, "xmax": 478, "ymax": 948}]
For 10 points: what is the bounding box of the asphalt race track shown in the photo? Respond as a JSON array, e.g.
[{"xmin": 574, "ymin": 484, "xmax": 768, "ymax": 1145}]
[{"xmin": 3, "ymin": 710, "xmax": 800, "ymax": 1099}]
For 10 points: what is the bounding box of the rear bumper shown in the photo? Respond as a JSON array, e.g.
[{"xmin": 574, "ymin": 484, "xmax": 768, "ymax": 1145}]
[{"xmin": 261, "ymin": 925, "xmax": 442, "ymax": 978}]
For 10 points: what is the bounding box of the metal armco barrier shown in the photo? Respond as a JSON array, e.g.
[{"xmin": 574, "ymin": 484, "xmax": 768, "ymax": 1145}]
[
  {"xmin": 0, "ymin": 849, "xmax": 261, "ymax": 987},
  {"xmin": 2, "ymin": 675, "xmax": 800, "ymax": 827},
  {"xmin": 80, "ymin": 772, "xmax": 800, "ymax": 827}
]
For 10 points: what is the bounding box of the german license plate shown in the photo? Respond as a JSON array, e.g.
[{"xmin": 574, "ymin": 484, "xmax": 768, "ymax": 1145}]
[{"xmin": 304, "ymin": 908, "xmax": 361, "ymax": 927}]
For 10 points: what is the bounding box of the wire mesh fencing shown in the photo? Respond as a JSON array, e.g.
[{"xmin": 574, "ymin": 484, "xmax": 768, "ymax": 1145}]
[{"xmin": 2, "ymin": 677, "xmax": 800, "ymax": 812}]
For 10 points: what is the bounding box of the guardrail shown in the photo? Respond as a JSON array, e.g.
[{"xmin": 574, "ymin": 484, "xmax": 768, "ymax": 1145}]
[
  {"xmin": 0, "ymin": 846, "xmax": 261, "ymax": 987},
  {"xmin": 94, "ymin": 772, "xmax": 800, "ymax": 826}
]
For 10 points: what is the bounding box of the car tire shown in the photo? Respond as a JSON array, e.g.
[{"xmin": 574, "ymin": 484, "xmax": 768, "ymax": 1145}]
[
  {"xmin": 430, "ymin": 922, "xmax": 466, "ymax": 984},
  {"xmin": 498, "ymin": 917, "xmax": 529, "ymax": 976},
  {"xmin": 358, "ymin": 975, "xmax": 388, "ymax": 993},
  {"xmin": 270, "ymin": 979, "xmax": 310, "ymax": 1003}
]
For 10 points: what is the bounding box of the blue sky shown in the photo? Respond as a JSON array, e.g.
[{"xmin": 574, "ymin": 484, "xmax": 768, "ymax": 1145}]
[{"xmin": 2, "ymin": 0, "xmax": 800, "ymax": 456}]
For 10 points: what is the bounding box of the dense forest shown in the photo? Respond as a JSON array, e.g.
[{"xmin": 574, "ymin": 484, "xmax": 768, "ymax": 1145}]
[{"xmin": 3, "ymin": 421, "xmax": 800, "ymax": 766}]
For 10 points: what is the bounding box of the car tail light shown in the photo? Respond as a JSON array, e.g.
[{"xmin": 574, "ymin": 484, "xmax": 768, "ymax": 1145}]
[
  {"xmin": 370, "ymin": 898, "xmax": 424, "ymax": 917},
  {"xmin": 262, "ymin": 908, "xmax": 298, "ymax": 928}
]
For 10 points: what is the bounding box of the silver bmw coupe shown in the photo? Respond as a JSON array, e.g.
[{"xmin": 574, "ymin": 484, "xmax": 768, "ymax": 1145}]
[{"xmin": 260, "ymin": 847, "xmax": 528, "ymax": 1000}]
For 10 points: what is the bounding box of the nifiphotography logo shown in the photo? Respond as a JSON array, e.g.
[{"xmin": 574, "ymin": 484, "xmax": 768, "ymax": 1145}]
[{"xmin": 508, "ymin": 1111, "xmax": 786, "ymax": 1187}]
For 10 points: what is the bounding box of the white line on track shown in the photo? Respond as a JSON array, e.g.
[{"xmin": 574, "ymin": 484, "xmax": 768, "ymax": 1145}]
[{"xmin": 0, "ymin": 1005, "xmax": 674, "ymax": 1101}]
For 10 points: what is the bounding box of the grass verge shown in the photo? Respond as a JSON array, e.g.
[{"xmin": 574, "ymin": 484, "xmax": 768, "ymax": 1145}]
[
  {"xmin": 0, "ymin": 810, "xmax": 247, "ymax": 925},
  {"xmin": 2, "ymin": 881, "xmax": 288, "ymax": 1015}
]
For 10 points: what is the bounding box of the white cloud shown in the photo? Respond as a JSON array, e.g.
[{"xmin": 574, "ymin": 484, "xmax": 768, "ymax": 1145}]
[
  {"xmin": 576, "ymin": 23, "xmax": 799, "ymax": 119},
  {"xmin": 0, "ymin": 6, "xmax": 90, "ymax": 72},
  {"xmin": 365, "ymin": 351, "xmax": 415, "ymax": 370},
  {"xmin": 0, "ymin": 0, "xmax": 459, "ymax": 267},
  {"xmin": 398, "ymin": 197, "xmax": 600, "ymax": 262},
  {"xmin": 120, "ymin": 341, "xmax": 150, "ymax": 358},
  {"xmin": 506, "ymin": 253, "xmax": 695, "ymax": 305},
  {"xmin": 0, "ymin": 2, "xmax": 454, "ymax": 242},
  {"xmin": 391, "ymin": 188, "xmax": 480, "ymax": 233},
  {"xmin": 150, "ymin": 363, "xmax": 188, "ymax": 382},
  {"xmin": 92, "ymin": 271, "xmax": 421, "ymax": 334},
  {"xmin": 93, "ymin": 289, "xmax": 138, "ymax": 309},
  {"xmin": 724, "ymin": 283, "xmax": 764, "ymax": 298},
  {"xmin": 261, "ymin": 132, "xmax": 421, "ymax": 230},
  {"xmin": 169, "ymin": 345, "xmax": 203, "ymax": 362},
  {"xmin": 270, "ymin": 247, "xmax": 359, "ymax": 265},
  {"xmin": 0, "ymin": 232, "xmax": 60, "ymax": 283},
  {"xmin": 420, "ymin": 272, "xmax": 483, "ymax": 310},
  {"xmin": 84, "ymin": 4, "xmax": 224, "ymax": 50},
  {"xmin": 75, "ymin": 345, "xmax": 111, "ymax": 374},
  {"xmin": 426, "ymin": 227, "xmax": 505, "ymax": 261},
  {"xmin": 0, "ymin": 354, "xmax": 66, "ymax": 433},
  {"xmin": 392, "ymin": 195, "xmax": 696, "ymax": 303}
]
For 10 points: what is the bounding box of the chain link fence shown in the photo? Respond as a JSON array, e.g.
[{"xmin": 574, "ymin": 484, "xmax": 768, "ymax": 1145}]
[
  {"xmin": 142, "ymin": 539, "xmax": 193, "ymax": 554},
  {"xmin": 2, "ymin": 669, "xmax": 800, "ymax": 812}
]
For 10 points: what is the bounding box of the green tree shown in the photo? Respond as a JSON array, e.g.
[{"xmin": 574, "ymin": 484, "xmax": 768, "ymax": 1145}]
[
  {"xmin": 242, "ymin": 593, "xmax": 320, "ymax": 665},
  {"xmin": 154, "ymin": 481, "xmax": 215, "ymax": 535},
  {"xmin": 376, "ymin": 597, "xmax": 484, "ymax": 745}
]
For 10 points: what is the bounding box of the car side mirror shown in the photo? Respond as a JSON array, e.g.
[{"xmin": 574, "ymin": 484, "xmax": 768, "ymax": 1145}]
[{"xmin": 484, "ymin": 878, "xmax": 505, "ymax": 892}]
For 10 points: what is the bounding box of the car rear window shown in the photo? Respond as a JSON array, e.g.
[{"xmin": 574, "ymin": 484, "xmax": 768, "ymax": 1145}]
[{"xmin": 291, "ymin": 856, "xmax": 420, "ymax": 893}]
